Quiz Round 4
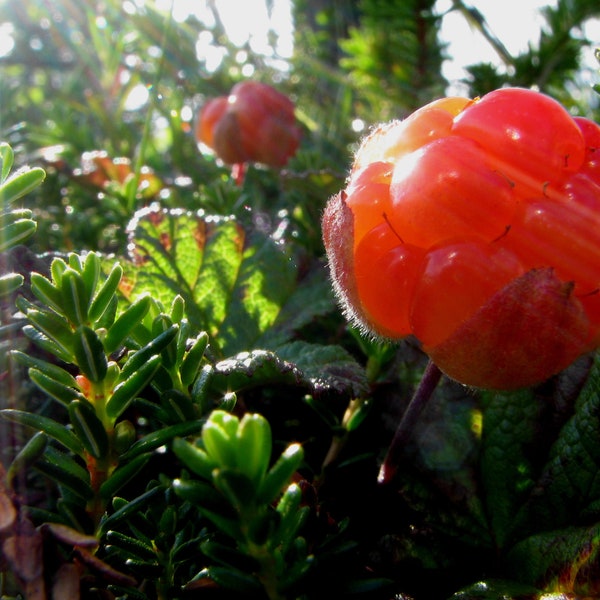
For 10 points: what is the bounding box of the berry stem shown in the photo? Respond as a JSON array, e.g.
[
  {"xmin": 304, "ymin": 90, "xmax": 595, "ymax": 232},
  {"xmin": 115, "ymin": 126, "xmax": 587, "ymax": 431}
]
[{"xmin": 378, "ymin": 359, "xmax": 442, "ymax": 484}]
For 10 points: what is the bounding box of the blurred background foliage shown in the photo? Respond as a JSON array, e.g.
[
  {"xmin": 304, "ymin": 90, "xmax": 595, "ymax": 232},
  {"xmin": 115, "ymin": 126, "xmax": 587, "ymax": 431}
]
[
  {"xmin": 0, "ymin": 0, "xmax": 598, "ymax": 255},
  {"xmin": 1, "ymin": 1, "xmax": 600, "ymax": 598}
]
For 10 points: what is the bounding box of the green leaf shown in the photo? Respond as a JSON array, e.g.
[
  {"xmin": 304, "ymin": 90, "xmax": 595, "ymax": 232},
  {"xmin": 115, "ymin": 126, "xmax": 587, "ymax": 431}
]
[
  {"xmin": 22, "ymin": 325, "xmax": 73, "ymax": 364},
  {"xmin": 6, "ymin": 431, "xmax": 48, "ymax": 487},
  {"xmin": 28, "ymin": 368, "xmax": 86, "ymax": 407},
  {"xmin": 119, "ymin": 324, "xmax": 178, "ymax": 380},
  {"xmin": 172, "ymin": 479, "xmax": 241, "ymax": 539},
  {"xmin": 191, "ymin": 565, "xmax": 263, "ymax": 594},
  {"xmin": 0, "ymin": 218, "xmax": 37, "ymax": 252},
  {"xmin": 0, "ymin": 273, "xmax": 23, "ymax": 296},
  {"xmin": 235, "ymin": 413, "xmax": 272, "ymax": 487},
  {"xmin": 36, "ymin": 446, "xmax": 93, "ymax": 501},
  {"xmin": 213, "ymin": 469, "xmax": 257, "ymax": 513},
  {"xmin": 105, "ymin": 530, "xmax": 157, "ymax": 562},
  {"xmin": 276, "ymin": 342, "xmax": 369, "ymax": 397},
  {"xmin": 258, "ymin": 443, "xmax": 304, "ymax": 506},
  {"xmin": 88, "ymin": 262, "xmax": 123, "ymax": 324},
  {"xmin": 99, "ymin": 453, "xmax": 152, "ymax": 499},
  {"xmin": 72, "ymin": 326, "xmax": 108, "ymax": 383},
  {"xmin": 106, "ymin": 354, "xmax": 161, "ymax": 421},
  {"xmin": 98, "ymin": 485, "xmax": 163, "ymax": 534},
  {"xmin": 81, "ymin": 252, "xmax": 101, "ymax": 304},
  {"xmin": 103, "ymin": 294, "xmax": 152, "ymax": 355},
  {"xmin": 511, "ymin": 356, "xmax": 600, "ymax": 538},
  {"xmin": 449, "ymin": 579, "xmax": 540, "ymax": 600},
  {"xmin": 26, "ymin": 308, "xmax": 74, "ymax": 355},
  {"xmin": 121, "ymin": 420, "xmax": 204, "ymax": 462},
  {"xmin": 60, "ymin": 268, "xmax": 90, "ymax": 327},
  {"xmin": 479, "ymin": 388, "xmax": 544, "ymax": 549},
  {"xmin": 0, "ymin": 409, "xmax": 85, "ymax": 456},
  {"xmin": 505, "ymin": 524, "xmax": 600, "ymax": 595},
  {"xmin": 119, "ymin": 206, "xmax": 301, "ymax": 355},
  {"xmin": 0, "ymin": 142, "xmax": 14, "ymax": 183},
  {"xmin": 171, "ymin": 437, "xmax": 216, "ymax": 480},
  {"xmin": 152, "ymin": 314, "xmax": 177, "ymax": 369},
  {"xmin": 30, "ymin": 272, "xmax": 64, "ymax": 314},
  {"xmin": 0, "ymin": 166, "xmax": 46, "ymax": 204},
  {"xmin": 180, "ymin": 331, "xmax": 209, "ymax": 387},
  {"xmin": 68, "ymin": 400, "xmax": 109, "ymax": 459}
]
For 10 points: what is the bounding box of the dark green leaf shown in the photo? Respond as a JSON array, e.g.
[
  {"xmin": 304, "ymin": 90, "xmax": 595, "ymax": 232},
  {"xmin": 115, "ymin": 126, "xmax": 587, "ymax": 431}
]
[
  {"xmin": 30, "ymin": 272, "xmax": 64, "ymax": 314},
  {"xmin": 119, "ymin": 324, "xmax": 178, "ymax": 380},
  {"xmin": 120, "ymin": 420, "xmax": 204, "ymax": 462},
  {"xmin": 258, "ymin": 443, "xmax": 304, "ymax": 506},
  {"xmin": 60, "ymin": 268, "xmax": 90, "ymax": 327},
  {"xmin": 0, "ymin": 409, "xmax": 85, "ymax": 456},
  {"xmin": 88, "ymin": 262, "xmax": 123, "ymax": 325},
  {"xmin": 106, "ymin": 354, "xmax": 161, "ymax": 421},
  {"xmin": 68, "ymin": 400, "xmax": 109, "ymax": 459},
  {"xmin": 72, "ymin": 326, "xmax": 108, "ymax": 383},
  {"xmin": 103, "ymin": 294, "xmax": 152, "ymax": 355},
  {"xmin": 29, "ymin": 368, "xmax": 86, "ymax": 407},
  {"xmin": 99, "ymin": 453, "xmax": 152, "ymax": 499}
]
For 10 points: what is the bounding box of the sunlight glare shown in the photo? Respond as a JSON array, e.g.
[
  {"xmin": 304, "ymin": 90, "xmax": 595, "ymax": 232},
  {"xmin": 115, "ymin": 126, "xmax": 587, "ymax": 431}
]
[{"xmin": 0, "ymin": 23, "xmax": 15, "ymax": 58}]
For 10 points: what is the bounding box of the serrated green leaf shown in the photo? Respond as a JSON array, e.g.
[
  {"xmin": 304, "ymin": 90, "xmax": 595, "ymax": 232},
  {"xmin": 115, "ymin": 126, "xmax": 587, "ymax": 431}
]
[
  {"xmin": 72, "ymin": 326, "xmax": 108, "ymax": 383},
  {"xmin": 505, "ymin": 524, "xmax": 600, "ymax": 596},
  {"xmin": 68, "ymin": 400, "xmax": 109, "ymax": 459},
  {"xmin": 0, "ymin": 166, "xmax": 46, "ymax": 204},
  {"xmin": 0, "ymin": 409, "xmax": 85, "ymax": 456},
  {"xmin": 512, "ymin": 355, "xmax": 600, "ymax": 538},
  {"xmin": 119, "ymin": 207, "xmax": 308, "ymax": 357},
  {"xmin": 449, "ymin": 579, "xmax": 540, "ymax": 600},
  {"xmin": 216, "ymin": 230, "xmax": 297, "ymax": 355},
  {"xmin": 209, "ymin": 349, "xmax": 305, "ymax": 396},
  {"xmin": 479, "ymin": 388, "xmax": 544, "ymax": 549},
  {"xmin": 276, "ymin": 342, "xmax": 369, "ymax": 397}
]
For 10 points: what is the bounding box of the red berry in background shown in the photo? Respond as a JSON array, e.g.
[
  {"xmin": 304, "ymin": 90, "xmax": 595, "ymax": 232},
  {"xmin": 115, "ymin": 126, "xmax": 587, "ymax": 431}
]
[
  {"xmin": 196, "ymin": 81, "xmax": 301, "ymax": 171},
  {"xmin": 322, "ymin": 87, "xmax": 600, "ymax": 390}
]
